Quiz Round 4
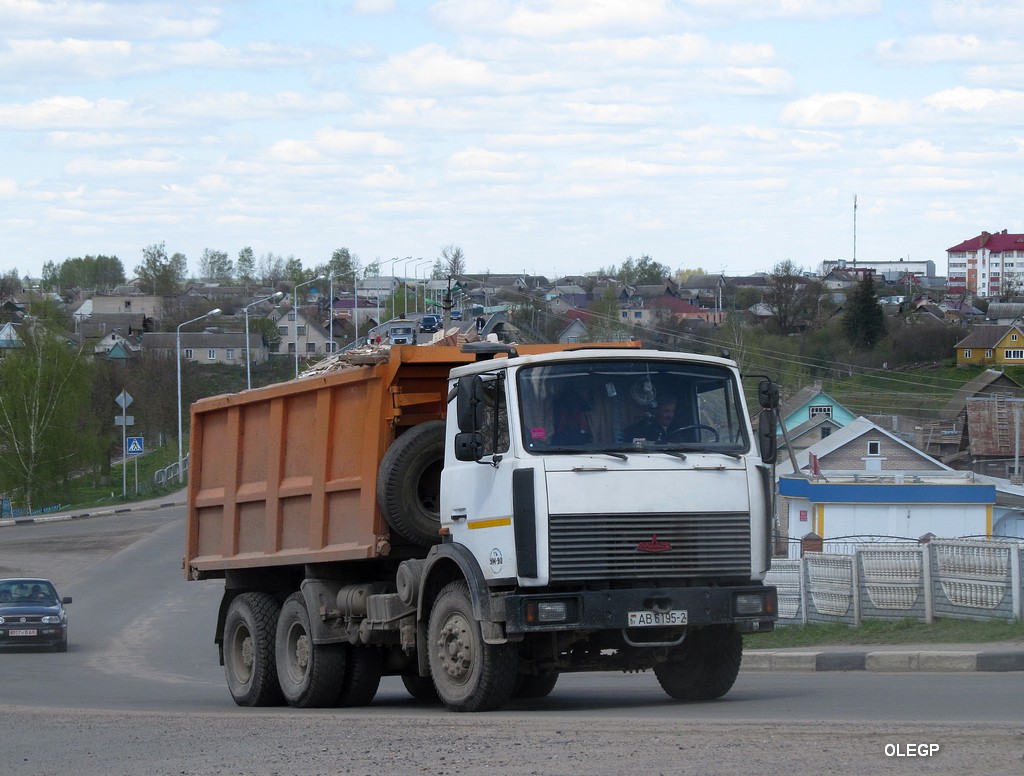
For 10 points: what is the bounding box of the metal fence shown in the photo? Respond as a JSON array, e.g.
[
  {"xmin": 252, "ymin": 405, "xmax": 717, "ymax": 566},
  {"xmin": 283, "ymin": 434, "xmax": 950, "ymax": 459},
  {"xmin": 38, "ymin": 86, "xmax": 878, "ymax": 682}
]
[{"xmin": 766, "ymin": 538, "xmax": 1024, "ymax": 625}]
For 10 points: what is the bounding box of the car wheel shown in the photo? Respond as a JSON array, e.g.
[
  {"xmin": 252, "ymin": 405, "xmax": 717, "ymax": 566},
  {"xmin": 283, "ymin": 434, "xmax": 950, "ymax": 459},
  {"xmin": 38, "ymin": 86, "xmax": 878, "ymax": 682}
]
[{"xmin": 55, "ymin": 637, "xmax": 68, "ymax": 653}]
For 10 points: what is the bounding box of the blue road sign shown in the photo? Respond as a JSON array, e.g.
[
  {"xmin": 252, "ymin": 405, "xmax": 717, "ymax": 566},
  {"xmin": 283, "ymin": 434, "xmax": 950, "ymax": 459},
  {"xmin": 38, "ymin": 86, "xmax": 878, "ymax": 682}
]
[{"xmin": 126, "ymin": 437, "xmax": 144, "ymax": 455}]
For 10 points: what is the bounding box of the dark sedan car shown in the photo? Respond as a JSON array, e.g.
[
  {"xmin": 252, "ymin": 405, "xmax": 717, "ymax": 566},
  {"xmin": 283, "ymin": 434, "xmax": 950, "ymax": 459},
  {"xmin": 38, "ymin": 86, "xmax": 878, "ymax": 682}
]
[{"xmin": 0, "ymin": 578, "xmax": 71, "ymax": 652}]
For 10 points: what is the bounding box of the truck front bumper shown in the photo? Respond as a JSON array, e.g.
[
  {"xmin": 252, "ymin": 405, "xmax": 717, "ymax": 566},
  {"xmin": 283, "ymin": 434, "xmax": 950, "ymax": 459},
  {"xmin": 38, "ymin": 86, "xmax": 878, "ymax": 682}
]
[{"xmin": 500, "ymin": 584, "xmax": 776, "ymax": 635}]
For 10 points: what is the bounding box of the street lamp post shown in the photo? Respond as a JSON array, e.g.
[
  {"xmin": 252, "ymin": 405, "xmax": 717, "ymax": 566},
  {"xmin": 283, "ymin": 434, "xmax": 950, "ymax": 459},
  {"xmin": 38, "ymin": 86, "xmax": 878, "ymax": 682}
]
[
  {"xmin": 294, "ymin": 275, "xmax": 325, "ymax": 377},
  {"xmin": 401, "ymin": 257, "xmax": 416, "ymax": 317},
  {"xmin": 414, "ymin": 259, "xmax": 430, "ymax": 315},
  {"xmin": 377, "ymin": 257, "xmax": 399, "ymax": 330},
  {"xmin": 177, "ymin": 307, "xmax": 221, "ymax": 483},
  {"xmin": 244, "ymin": 291, "xmax": 283, "ymax": 390}
]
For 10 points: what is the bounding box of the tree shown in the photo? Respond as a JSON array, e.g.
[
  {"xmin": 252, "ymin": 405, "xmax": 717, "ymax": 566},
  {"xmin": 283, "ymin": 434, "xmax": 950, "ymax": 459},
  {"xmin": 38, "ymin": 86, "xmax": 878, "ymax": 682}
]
[
  {"xmin": 0, "ymin": 324, "xmax": 97, "ymax": 510},
  {"xmin": 618, "ymin": 254, "xmax": 671, "ymax": 286},
  {"xmin": 586, "ymin": 286, "xmax": 629, "ymax": 342},
  {"xmin": 198, "ymin": 248, "xmax": 234, "ymax": 284},
  {"xmin": 135, "ymin": 242, "xmax": 186, "ymax": 296},
  {"xmin": 237, "ymin": 246, "xmax": 256, "ymax": 290},
  {"xmin": 0, "ymin": 268, "xmax": 21, "ymax": 300},
  {"xmin": 763, "ymin": 260, "xmax": 822, "ymax": 335},
  {"xmin": 258, "ymin": 252, "xmax": 286, "ymax": 286},
  {"xmin": 439, "ymin": 245, "xmax": 467, "ymax": 278},
  {"xmin": 363, "ymin": 259, "xmax": 380, "ymax": 279},
  {"xmin": 842, "ymin": 274, "xmax": 887, "ymax": 349}
]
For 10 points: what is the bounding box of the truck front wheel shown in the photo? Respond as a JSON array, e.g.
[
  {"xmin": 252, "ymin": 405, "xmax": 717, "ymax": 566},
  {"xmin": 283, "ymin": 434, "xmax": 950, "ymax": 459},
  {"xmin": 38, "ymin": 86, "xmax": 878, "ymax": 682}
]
[
  {"xmin": 275, "ymin": 593, "xmax": 347, "ymax": 708},
  {"xmin": 654, "ymin": 626, "xmax": 743, "ymax": 701},
  {"xmin": 223, "ymin": 592, "xmax": 284, "ymax": 707},
  {"xmin": 427, "ymin": 581, "xmax": 517, "ymax": 712}
]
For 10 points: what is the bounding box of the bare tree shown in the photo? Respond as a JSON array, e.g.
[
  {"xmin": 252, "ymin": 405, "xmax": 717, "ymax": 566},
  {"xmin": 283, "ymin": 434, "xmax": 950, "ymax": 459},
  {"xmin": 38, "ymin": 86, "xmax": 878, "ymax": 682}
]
[
  {"xmin": 439, "ymin": 244, "xmax": 467, "ymax": 278},
  {"xmin": 763, "ymin": 260, "xmax": 822, "ymax": 335}
]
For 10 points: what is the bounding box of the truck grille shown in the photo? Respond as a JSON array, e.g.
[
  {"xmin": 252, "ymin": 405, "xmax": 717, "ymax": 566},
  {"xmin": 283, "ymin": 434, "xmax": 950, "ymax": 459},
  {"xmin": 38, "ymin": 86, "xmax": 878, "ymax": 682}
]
[{"xmin": 548, "ymin": 511, "xmax": 751, "ymax": 581}]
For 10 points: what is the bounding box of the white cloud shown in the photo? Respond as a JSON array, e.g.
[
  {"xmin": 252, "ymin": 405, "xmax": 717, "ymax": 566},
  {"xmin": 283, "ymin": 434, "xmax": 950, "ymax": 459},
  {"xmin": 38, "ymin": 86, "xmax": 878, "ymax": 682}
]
[
  {"xmin": 0, "ymin": 1, "xmax": 223, "ymax": 39},
  {"xmin": 0, "ymin": 177, "xmax": 18, "ymax": 198},
  {"xmin": 923, "ymin": 86, "xmax": 1024, "ymax": 117},
  {"xmin": 780, "ymin": 92, "xmax": 912, "ymax": 127},
  {"xmin": 0, "ymin": 96, "xmax": 138, "ymax": 128}
]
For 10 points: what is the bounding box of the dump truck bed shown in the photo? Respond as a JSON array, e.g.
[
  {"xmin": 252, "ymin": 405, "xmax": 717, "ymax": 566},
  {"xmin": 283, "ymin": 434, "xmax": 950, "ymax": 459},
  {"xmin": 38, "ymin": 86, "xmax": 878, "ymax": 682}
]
[{"xmin": 185, "ymin": 343, "xmax": 626, "ymax": 578}]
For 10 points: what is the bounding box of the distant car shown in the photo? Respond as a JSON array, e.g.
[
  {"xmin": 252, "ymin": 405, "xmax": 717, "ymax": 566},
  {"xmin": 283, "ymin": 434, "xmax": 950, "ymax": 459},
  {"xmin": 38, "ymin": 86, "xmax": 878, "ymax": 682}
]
[
  {"xmin": 0, "ymin": 577, "xmax": 71, "ymax": 652},
  {"xmin": 450, "ymin": 310, "xmax": 463, "ymax": 321},
  {"xmin": 419, "ymin": 314, "xmax": 440, "ymax": 333},
  {"xmin": 387, "ymin": 322, "xmax": 417, "ymax": 345}
]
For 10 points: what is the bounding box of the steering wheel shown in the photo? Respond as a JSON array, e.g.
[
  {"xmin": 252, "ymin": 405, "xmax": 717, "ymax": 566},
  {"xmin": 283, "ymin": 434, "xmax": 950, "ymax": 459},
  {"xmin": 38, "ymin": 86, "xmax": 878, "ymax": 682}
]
[{"xmin": 665, "ymin": 424, "xmax": 719, "ymax": 443}]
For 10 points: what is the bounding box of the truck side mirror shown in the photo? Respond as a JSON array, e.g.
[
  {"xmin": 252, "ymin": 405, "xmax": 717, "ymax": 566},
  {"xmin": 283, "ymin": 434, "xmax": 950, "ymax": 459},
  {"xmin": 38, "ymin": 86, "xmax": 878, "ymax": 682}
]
[
  {"xmin": 758, "ymin": 379, "xmax": 780, "ymax": 410},
  {"xmin": 456, "ymin": 375, "xmax": 483, "ymax": 432},
  {"xmin": 454, "ymin": 431, "xmax": 483, "ymax": 462},
  {"xmin": 758, "ymin": 411, "xmax": 777, "ymax": 464}
]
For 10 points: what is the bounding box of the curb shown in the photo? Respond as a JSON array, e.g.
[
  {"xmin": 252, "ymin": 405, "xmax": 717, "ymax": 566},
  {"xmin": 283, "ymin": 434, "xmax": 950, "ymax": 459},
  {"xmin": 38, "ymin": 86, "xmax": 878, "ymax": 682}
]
[
  {"xmin": 743, "ymin": 648, "xmax": 1024, "ymax": 673},
  {"xmin": 0, "ymin": 500, "xmax": 184, "ymax": 529}
]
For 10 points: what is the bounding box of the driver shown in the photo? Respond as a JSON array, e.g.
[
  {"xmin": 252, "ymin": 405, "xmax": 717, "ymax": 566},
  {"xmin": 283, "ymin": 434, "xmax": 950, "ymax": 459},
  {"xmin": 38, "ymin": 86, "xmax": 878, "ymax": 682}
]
[{"xmin": 625, "ymin": 394, "xmax": 677, "ymax": 443}]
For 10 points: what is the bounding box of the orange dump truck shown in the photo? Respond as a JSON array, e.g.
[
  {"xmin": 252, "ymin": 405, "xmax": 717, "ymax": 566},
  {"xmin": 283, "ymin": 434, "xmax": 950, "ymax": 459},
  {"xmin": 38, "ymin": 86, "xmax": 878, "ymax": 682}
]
[{"xmin": 186, "ymin": 342, "xmax": 779, "ymax": 711}]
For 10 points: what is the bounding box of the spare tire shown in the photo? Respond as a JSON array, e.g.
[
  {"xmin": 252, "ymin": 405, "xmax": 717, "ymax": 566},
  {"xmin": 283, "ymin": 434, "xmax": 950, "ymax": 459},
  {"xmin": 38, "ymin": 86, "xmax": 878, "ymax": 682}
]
[{"xmin": 376, "ymin": 420, "xmax": 446, "ymax": 546}]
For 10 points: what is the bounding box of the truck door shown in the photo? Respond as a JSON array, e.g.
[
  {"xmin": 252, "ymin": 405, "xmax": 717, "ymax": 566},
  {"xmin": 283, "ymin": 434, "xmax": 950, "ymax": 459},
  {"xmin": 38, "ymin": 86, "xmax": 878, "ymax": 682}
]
[{"xmin": 442, "ymin": 373, "xmax": 522, "ymax": 583}]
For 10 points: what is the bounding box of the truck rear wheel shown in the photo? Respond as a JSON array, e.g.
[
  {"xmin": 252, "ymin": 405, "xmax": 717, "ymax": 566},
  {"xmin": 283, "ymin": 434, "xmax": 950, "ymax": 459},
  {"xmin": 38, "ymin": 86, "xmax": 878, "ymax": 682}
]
[
  {"xmin": 335, "ymin": 644, "xmax": 383, "ymax": 707},
  {"xmin": 223, "ymin": 592, "xmax": 284, "ymax": 707},
  {"xmin": 376, "ymin": 420, "xmax": 445, "ymax": 547},
  {"xmin": 654, "ymin": 626, "xmax": 742, "ymax": 701},
  {"xmin": 427, "ymin": 580, "xmax": 517, "ymax": 712},
  {"xmin": 401, "ymin": 673, "xmax": 439, "ymax": 701},
  {"xmin": 275, "ymin": 593, "xmax": 347, "ymax": 708},
  {"xmin": 512, "ymin": 671, "xmax": 559, "ymax": 699}
]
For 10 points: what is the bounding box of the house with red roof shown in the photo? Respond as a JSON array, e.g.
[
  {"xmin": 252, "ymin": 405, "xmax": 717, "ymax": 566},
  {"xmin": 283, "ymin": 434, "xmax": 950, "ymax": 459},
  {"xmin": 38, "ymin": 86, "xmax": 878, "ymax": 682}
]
[{"xmin": 947, "ymin": 229, "xmax": 1024, "ymax": 298}]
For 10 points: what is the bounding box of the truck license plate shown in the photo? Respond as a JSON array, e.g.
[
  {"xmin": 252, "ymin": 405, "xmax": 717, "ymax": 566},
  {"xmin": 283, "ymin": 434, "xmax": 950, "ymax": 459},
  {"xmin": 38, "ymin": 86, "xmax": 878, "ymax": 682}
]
[
  {"xmin": 627, "ymin": 610, "xmax": 687, "ymax": 627},
  {"xmin": 9, "ymin": 629, "xmax": 38, "ymax": 637}
]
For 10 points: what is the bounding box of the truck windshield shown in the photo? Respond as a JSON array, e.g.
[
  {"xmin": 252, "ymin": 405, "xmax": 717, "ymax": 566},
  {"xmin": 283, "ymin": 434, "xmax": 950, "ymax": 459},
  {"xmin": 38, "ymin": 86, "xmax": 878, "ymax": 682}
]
[{"xmin": 517, "ymin": 359, "xmax": 749, "ymax": 455}]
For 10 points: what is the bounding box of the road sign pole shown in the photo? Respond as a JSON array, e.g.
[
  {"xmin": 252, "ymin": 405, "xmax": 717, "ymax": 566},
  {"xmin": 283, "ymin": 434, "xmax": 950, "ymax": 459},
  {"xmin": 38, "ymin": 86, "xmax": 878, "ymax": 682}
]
[{"xmin": 122, "ymin": 393, "xmax": 127, "ymax": 498}]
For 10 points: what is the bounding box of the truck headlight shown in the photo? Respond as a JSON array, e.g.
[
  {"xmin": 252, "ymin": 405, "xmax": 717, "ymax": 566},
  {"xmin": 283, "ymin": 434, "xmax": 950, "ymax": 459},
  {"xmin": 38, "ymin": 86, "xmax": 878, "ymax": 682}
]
[
  {"xmin": 526, "ymin": 600, "xmax": 571, "ymax": 623},
  {"xmin": 734, "ymin": 593, "xmax": 768, "ymax": 616}
]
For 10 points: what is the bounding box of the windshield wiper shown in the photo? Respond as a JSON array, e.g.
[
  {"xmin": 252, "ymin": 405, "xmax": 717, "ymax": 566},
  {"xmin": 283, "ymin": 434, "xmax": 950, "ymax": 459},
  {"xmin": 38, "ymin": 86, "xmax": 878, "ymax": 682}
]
[{"xmin": 547, "ymin": 448, "xmax": 628, "ymax": 461}]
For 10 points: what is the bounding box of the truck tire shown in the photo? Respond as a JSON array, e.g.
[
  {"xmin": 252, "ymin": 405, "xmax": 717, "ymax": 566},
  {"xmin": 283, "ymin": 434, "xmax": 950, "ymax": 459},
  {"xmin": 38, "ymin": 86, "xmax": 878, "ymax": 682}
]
[
  {"xmin": 401, "ymin": 673, "xmax": 439, "ymax": 701},
  {"xmin": 427, "ymin": 580, "xmax": 517, "ymax": 712},
  {"xmin": 223, "ymin": 592, "xmax": 284, "ymax": 707},
  {"xmin": 335, "ymin": 644, "xmax": 383, "ymax": 707},
  {"xmin": 275, "ymin": 593, "xmax": 347, "ymax": 708},
  {"xmin": 376, "ymin": 420, "xmax": 445, "ymax": 547},
  {"xmin": 512, "ymin": 671, "xmax": 559, "ymax": 699},
  {"xmin": 654, "ymin": 626, "xmax": 742, "ymax": 701}
]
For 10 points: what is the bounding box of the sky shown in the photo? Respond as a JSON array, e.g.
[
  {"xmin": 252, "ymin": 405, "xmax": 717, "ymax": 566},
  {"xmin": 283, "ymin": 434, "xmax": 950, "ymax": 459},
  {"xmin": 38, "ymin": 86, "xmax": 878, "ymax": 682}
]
[{"xmin": 2, "ymin": 0, "xmax": 1023, "ymax": 282}]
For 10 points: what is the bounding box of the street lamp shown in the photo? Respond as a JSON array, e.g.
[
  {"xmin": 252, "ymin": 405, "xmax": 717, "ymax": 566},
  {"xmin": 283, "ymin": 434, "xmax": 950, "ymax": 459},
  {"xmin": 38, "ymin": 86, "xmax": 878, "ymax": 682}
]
[
  {"xmin": 400, "ymin": 257, "xmax": 417, "ymax": 317},
  {"xmin": 244, "ymin": 291, "xmax": 283, "ymax": 390},
  {"xmin": 413, "ymin": 259, "xmax": 430, "ymax": 315},
  {"xmin": 294, "ymin": 275, "xmax": 325, "ymax": 377},
  {"xmin": 177, "ymin": 307, "xmax": 221, "ymax": 483},
  {"xmin": 377, "ymin": 257, "xmax": 400, "ymax": 328}
]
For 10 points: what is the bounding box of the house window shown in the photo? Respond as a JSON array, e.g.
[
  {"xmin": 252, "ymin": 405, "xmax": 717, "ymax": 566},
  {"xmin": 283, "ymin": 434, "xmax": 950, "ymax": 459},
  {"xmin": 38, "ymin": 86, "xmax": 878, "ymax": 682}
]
[
  {"xmin": 297, "ymin": 325, "xmax": 306, "ymax": 336},
  {"xmin": 963, "ymin": 349, "xmax": 972, "ymax": 359},
  {"xmin": 207, "ymin": 349, "xmax": 216, "ymax": 360},
  {"xmin": 1013, "ymin": 333, "xmax": 1019, "ymax": 342},
  {"xmin": 986, "ymin": 349, "xmax": 993, "ymax": 358},
  {"xmin": 287, "ymin": 342, "xmax": 296, "ymax": 354},
  {"xmin": 325, "ymin": 342, "xmax": 336, "ymax": 353},
  {"xmin": 184, "ymin": 348, "xmax": 193, "ymax": 360},
  {"xmin": 808, "ymin": 405, "xmax": 832, "ymax": 419},
  {"xmin": 621, "ymin": 311, "xmax": 628, "ymax": 318},
  {"xmin": 634, "ymin": 311, "xmax": 642, "ymax": 318},
  {"xmin": 124, "ymin": 301, "xmax": 131, "ymax": 311},
  {"xmin": 306, "ymin": 342, "xmax": 316, "ymax": 353},
  {"xmin": 226, "ymin": 348, "xmax": 235, "ymax": 360},
  {"xmin": 288, "ymin": 312, "xmax": 296, "ymax": 321},
  {"xmin": 1006, "ymin": 350, "xmax": 1024, "ymax": 360},
  {"xmin": 277, "ymin": 326, "xmax": 288, "ymax": 336},
  {"xmin": 867, "ymin": 441, "xmax": 880, "ymax": 456}
]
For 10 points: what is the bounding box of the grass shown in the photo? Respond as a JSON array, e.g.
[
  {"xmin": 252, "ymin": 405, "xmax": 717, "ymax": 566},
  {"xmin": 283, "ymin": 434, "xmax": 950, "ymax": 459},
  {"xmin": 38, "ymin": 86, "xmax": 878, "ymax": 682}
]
[
  {"xmin": 744, "ymin": 617, "xmax": 1024, "ymax": 649},
  {"xmin": 60, "ymin": 444, "xmax": 184, "ymax": 511}
]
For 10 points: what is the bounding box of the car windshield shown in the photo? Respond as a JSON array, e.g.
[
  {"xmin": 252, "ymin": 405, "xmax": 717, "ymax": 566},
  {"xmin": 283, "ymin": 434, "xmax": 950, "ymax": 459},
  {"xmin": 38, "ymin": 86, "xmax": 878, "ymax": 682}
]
[
  {"xmin": 517, "ymin": 359, "xmax": 749, "ymax": 456},
  {"xmin": 0, "ymin": 581, "xmax": 58, "ymax": 605}
]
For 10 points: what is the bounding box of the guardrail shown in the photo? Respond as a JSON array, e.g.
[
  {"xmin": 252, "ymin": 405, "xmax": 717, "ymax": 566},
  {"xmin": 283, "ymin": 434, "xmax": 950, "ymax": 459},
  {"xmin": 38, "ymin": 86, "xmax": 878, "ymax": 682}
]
[
  {"xmin": 154, "ymin": 454, "xmax": 187, "ymax": 486},
  {"xmin": 766, "ymin": 538, "xmax": 1024, "ymax": 625}
]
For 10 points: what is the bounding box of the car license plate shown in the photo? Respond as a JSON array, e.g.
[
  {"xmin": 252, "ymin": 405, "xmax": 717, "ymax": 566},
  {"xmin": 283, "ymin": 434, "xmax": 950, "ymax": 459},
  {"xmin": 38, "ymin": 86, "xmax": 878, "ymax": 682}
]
[
  {"xmin": 627, "ymin": 610, "xmax": 687, "ymax": 627},
  {"xmin": 9, "ymin": 629, "xmax": 38, "ymax": 637}
]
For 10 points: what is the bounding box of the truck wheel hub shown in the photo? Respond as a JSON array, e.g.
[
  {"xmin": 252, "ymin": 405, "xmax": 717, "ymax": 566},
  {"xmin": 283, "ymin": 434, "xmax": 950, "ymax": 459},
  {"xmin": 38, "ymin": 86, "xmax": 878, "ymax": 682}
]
[{"xmin": 437, "ymin": 614, "xmax": 472, "ymax": 680}]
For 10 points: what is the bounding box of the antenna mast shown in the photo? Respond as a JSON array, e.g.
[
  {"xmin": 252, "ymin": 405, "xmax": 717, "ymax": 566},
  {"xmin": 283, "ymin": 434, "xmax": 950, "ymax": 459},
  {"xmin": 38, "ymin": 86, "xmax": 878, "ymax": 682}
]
[{"xmin": 853, "ymin": 194, "xmax": 858, "ymax": 269}]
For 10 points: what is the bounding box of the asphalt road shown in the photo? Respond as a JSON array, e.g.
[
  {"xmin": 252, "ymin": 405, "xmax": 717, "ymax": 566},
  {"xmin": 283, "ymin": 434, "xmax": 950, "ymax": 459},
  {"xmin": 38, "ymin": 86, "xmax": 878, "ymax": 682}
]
[{"xmin": 2, "ymin": 506, "xmax": 1022, "ymax": 775}]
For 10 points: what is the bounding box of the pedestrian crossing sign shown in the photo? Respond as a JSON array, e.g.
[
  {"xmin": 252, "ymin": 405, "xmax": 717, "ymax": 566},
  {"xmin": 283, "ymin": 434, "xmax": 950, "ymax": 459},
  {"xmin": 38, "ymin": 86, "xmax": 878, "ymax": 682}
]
[{"xmin": 127, "ymin": 437, "xmax": 144, "ymax": 455}]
